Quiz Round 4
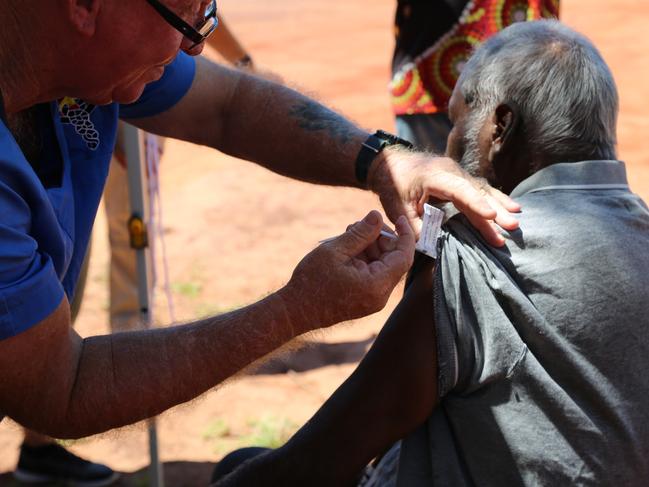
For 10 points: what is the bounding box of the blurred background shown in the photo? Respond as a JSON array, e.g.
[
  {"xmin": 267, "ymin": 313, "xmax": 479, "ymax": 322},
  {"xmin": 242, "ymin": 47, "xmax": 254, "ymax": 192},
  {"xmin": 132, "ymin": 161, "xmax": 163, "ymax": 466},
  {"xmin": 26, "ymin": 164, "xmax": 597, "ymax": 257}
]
[{"xmin": 1, "ymin": 0, "xmax": 647, "ymax": 484}]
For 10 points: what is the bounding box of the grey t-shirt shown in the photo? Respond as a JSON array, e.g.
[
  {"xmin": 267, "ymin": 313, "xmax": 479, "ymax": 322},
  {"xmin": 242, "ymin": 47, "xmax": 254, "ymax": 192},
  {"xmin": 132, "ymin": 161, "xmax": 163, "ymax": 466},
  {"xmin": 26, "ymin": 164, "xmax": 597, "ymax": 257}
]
[{"xmin": 397, "ymin": 160, "xmax": 649, "ymax": 486}]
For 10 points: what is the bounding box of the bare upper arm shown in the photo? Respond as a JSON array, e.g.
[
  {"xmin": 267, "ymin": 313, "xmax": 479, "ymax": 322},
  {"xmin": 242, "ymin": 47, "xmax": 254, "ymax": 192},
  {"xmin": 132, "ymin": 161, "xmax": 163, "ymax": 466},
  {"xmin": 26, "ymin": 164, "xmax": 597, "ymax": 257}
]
[
  {"xmin": 128, "ymin": 56, "xmax": 242, "ymax": 149},
  {"xmin": 376, "ymin": 254, "xmax": 439, "ymax": 424},
  {"xmin": 0, "ymin": 297, "xmax": 83, "ymax": 435}
]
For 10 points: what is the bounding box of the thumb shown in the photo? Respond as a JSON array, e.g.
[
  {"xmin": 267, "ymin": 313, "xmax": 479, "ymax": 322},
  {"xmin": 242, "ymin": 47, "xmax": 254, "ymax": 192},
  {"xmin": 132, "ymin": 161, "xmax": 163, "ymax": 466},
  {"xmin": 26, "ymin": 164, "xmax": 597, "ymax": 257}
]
[{"xmin": 332, "ymin": 210, "xmax": 383, "ymax": 256}]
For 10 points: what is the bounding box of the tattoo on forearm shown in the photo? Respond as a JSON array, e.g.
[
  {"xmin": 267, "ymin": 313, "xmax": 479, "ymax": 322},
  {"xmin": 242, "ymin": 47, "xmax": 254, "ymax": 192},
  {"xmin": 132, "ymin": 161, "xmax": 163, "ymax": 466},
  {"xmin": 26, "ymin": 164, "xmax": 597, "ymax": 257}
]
[{"xmin": 289, "ymin": 100, "xmax": 352, "ymax": 145}]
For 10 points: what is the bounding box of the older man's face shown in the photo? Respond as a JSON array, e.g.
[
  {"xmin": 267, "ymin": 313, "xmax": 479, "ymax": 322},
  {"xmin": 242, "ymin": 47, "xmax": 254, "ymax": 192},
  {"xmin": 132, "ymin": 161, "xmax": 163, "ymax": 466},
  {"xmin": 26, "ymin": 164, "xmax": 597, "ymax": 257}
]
[
  {"xmin": 148, "ymin": 0, "xmax": 213, "ymax": 54},
  {"xmin": 445, "ymin": 85, "xmax": 497, "ymax": 184},
  {"xmin": 76, "ymin": 0, "xmax": 208, "ymax": 105}
]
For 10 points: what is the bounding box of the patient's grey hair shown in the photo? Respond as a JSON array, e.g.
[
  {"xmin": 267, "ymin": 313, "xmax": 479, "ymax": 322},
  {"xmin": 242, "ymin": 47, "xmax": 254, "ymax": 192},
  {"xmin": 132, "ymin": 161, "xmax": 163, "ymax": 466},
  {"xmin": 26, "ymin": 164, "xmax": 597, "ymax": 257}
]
[{"xmin": 459, "ymin": 20, "xmax": 618, "ymax": 166}]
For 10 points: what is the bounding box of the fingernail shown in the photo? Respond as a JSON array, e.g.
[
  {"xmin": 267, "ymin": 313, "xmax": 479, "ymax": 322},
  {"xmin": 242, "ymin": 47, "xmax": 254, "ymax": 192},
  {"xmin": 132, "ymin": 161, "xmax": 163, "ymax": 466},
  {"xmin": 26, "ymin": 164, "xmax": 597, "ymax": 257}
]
[{"xmin": 363, "ymin": 211, "xmax": 379, "ymax": 225}]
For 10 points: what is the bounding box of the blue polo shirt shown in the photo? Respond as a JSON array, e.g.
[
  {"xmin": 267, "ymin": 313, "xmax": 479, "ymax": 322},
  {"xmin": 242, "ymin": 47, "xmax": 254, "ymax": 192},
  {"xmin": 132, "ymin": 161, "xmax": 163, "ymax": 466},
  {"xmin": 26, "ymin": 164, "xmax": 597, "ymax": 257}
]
[{"xmin": 0, "ymin": 53, "xmax": 196, "ymax": 339}]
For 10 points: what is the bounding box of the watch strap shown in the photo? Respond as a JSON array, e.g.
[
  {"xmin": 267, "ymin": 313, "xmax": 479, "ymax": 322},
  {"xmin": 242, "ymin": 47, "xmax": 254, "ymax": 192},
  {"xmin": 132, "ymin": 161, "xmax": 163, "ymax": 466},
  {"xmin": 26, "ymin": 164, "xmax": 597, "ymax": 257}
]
[{"xmin": 355, "ymin": 130, "xmax": 413, "ymax": 184}]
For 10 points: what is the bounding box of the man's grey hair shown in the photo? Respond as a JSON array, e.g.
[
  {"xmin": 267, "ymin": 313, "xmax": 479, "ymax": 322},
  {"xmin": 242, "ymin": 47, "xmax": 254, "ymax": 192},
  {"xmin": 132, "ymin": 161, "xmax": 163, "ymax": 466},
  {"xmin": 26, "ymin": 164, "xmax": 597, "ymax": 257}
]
[{"xmin": 459, "ymin": 20, "xmax": 618, "ymax": 164}]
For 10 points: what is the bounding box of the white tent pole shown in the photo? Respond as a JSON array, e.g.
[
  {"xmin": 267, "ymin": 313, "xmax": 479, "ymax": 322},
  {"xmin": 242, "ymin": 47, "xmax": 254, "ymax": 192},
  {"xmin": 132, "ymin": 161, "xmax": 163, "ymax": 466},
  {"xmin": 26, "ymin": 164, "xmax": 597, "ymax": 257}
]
[{"xmin": 122, "ymin": 123, "xmax": 164, "ymax": 487}]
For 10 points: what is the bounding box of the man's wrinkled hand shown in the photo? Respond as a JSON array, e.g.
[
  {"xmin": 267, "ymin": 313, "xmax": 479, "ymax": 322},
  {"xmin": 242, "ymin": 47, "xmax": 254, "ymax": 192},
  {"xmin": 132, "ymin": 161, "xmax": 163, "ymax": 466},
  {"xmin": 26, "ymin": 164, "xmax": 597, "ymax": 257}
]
[
  {"xmin": 368, "ymin": 148, "xmax": 521, "ymax": 247},
  {"xmin": 279, "ymin": 210, "xmax": 415, "ymax": 334}
]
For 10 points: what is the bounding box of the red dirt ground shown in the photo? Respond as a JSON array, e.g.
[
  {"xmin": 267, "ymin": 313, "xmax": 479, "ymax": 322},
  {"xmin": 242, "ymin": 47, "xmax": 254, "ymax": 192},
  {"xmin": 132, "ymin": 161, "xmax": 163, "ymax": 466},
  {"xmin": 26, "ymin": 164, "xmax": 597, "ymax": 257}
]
[{"xmin": 1, "ymin": 1, "xmax": 648, "ymax": 485}]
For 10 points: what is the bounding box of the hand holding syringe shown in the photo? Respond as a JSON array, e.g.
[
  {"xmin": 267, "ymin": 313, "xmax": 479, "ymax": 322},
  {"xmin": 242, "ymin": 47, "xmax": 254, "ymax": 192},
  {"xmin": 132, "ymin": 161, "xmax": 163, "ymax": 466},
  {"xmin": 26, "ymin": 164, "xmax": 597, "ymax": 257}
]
[{"xmin": 320, "ymin": 204, "xmax": 444, "ymax": 258}]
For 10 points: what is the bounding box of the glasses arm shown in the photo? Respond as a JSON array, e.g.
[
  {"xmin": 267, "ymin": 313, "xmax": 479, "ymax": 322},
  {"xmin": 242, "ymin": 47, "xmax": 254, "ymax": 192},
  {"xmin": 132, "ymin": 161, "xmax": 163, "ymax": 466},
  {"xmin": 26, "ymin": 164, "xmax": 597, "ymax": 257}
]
[{"xmin": 146, "ymin": 0, "xmax": 209, "ymax": 45}]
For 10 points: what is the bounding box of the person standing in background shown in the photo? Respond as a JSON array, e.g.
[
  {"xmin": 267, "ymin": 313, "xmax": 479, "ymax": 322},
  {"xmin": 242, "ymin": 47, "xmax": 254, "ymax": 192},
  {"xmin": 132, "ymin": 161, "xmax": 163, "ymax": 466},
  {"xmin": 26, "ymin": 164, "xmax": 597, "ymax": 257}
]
[{"xmin": 390, "ymin": 0, "xmax": 560, "ymax": 152}]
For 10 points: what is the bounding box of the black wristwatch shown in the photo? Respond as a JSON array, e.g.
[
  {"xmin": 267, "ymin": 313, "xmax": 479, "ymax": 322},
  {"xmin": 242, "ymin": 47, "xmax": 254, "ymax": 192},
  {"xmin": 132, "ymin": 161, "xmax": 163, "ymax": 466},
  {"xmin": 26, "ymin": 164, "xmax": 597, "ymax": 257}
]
[{"xmin": 355, "ymin": 130, "xmax": 414, "ymax": 185}]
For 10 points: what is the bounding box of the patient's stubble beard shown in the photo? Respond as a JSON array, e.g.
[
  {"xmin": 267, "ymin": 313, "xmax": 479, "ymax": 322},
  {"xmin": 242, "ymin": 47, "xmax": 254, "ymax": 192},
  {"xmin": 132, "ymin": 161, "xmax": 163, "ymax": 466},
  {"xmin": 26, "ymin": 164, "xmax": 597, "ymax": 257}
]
[{"xmin": 458, "ymin": 107, "xmax": 488, "ymax": 178}]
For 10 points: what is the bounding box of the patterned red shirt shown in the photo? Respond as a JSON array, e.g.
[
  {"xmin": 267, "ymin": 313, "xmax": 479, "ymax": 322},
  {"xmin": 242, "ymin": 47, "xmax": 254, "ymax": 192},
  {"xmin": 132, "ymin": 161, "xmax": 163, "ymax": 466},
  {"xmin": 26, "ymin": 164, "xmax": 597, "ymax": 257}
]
[{"xmin": 390, "ymin": 0, "xmax": 560, "ymax": 115}]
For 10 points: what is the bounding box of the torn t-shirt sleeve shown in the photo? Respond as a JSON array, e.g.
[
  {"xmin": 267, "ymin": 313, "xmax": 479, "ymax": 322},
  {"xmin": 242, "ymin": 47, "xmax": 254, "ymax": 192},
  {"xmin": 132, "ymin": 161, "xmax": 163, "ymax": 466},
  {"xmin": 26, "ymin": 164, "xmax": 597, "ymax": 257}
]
[{"xmin": 434, "ymin": 216, "xmax": 531, "ymax": 397}]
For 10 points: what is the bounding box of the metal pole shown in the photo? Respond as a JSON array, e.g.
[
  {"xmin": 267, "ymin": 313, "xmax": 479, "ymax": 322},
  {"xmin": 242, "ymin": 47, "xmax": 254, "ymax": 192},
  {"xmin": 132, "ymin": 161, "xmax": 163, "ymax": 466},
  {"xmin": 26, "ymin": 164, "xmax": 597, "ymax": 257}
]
[{"xmin": 122, "ymin": 123, "xmax": 164, "ymax": 487}]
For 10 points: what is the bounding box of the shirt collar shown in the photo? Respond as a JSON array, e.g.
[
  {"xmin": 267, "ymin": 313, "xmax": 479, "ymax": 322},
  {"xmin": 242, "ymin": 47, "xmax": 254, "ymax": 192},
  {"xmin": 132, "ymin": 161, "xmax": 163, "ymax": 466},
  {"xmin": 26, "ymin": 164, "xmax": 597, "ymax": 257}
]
[{"xmin": 510, "ymin": 160, "xmax": 629, "ymax": 198}]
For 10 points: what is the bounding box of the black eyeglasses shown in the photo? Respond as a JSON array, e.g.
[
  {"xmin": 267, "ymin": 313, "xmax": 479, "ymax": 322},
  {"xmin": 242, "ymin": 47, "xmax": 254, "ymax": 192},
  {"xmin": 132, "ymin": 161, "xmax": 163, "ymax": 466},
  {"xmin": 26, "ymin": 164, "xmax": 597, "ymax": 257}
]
[{"xmin": 146, "ymin": 0, "xmax": 218, "ymax": 48}]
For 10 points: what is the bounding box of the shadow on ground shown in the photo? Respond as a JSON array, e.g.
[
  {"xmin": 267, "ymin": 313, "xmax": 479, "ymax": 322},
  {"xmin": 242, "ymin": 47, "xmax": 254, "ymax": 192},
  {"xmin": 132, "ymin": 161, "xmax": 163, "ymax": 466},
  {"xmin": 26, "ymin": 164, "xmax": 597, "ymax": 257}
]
[
  {"xmin": 0, "ymin": 461, "xmax": 216, "ymax": 487},
  {"xmin": 253, "ymin": 335, "xmax": 376, "ymax": 374}
]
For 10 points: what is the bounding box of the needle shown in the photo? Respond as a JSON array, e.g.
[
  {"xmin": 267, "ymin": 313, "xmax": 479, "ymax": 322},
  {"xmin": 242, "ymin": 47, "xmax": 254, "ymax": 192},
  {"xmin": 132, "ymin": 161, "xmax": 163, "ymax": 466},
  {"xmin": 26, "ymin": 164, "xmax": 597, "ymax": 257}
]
[{"xmin": 319, "ymin": 229, "xmax": 397, "ymax": 244}]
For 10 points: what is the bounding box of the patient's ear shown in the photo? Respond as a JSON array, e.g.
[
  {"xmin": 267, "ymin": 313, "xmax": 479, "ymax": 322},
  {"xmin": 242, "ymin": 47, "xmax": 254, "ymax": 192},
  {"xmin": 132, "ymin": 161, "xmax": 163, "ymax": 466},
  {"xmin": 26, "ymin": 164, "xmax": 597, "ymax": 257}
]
[
  {"xmin": 63, "ymin": 0, "xmax": 101, "ymax": 36},
  {"xmin": 487, "ymin": 103, "xmax": 517, "ymax": 163}
]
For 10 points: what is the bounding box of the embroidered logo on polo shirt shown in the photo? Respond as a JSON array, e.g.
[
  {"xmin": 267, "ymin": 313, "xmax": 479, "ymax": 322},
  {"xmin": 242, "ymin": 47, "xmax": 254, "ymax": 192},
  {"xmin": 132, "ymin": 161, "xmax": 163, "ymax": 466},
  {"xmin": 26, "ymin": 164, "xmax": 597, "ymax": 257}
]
[{"xmin": 58, "ymin": 97, "xmax": 100, "ymax": 150}]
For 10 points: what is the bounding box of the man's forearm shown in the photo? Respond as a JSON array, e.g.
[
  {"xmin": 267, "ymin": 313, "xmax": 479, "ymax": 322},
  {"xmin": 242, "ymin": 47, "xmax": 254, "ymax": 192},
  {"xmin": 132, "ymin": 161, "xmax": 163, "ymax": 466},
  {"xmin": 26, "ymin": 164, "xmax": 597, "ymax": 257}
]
[
  {"xmin": 1, "ymin": 214, "xmax": 414, "ymax": 440},
  {"xmin": 136, "ymin": 58, "xmax": 369, "ymax": 189},
  {"xmin": 216, "ymin": 71, "xmax": 368, "ymax": 188},
  {"xmin": 54, "ymin": 291, "xmax": 297, "ymax": 438}
]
